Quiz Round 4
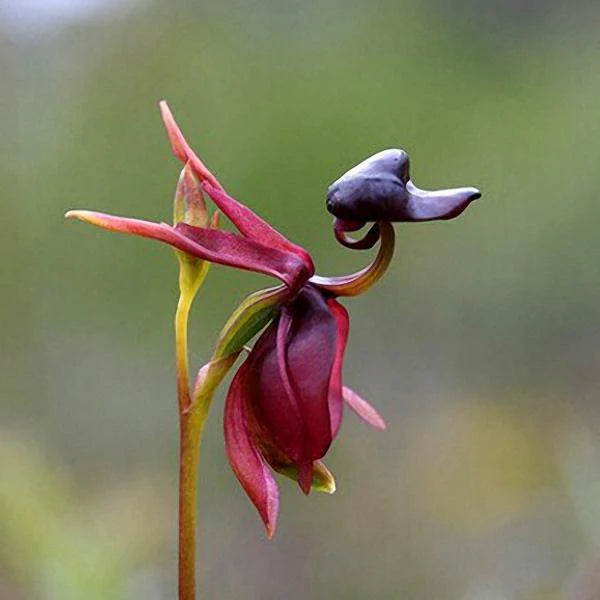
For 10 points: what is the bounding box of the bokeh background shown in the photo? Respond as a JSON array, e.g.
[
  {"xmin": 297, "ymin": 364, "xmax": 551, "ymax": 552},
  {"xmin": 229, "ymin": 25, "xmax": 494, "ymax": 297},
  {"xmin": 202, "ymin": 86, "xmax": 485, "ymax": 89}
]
[{"xmin": 2, "ymin": 0, "xmax": 600, "ymax": 598}]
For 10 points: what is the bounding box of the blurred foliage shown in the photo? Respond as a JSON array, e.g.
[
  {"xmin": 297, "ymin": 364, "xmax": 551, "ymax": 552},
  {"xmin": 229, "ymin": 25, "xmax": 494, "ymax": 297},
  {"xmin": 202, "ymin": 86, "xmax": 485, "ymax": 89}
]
[
  {"xmin": 2, "ymin": 0, "xmax": 600, "ymax": 598},
  {"xmin": 0, "ymin": 429, "xmax": 172, "ymax": 599}
]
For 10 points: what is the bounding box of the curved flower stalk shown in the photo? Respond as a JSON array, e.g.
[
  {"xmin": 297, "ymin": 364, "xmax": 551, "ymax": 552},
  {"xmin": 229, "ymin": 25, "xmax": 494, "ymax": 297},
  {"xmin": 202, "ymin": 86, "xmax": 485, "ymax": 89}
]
[{"xmin": 65, "ymin": 102, "xmax": 481, "ymax": 599}]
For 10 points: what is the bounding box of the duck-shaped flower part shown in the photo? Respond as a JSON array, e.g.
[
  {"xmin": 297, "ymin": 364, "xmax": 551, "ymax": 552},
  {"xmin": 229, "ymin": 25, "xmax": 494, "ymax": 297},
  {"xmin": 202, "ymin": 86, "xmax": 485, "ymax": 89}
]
[{"xmin": 326, "ymin": 149, "xmax": 480, "ymax": 225}]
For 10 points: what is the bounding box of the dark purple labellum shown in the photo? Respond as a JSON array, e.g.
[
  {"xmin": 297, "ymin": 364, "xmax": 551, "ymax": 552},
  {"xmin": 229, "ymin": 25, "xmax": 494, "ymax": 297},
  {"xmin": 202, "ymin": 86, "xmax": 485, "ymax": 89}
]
[{"xmin": 326, "ymin": 149, "xmax": 481, "ymax": 223}]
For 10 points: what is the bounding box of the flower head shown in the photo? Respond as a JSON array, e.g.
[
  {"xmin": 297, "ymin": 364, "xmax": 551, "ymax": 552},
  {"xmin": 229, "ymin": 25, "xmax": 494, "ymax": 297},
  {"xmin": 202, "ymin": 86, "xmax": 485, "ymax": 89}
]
[{"xmin": 66, "ymin": 103, "xmax": 482, "ymax": 541}]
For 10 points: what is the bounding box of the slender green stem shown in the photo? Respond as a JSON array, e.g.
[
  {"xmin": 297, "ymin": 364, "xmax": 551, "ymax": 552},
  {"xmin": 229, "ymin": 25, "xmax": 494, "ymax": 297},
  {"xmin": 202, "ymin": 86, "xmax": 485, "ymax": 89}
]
[
  {"xmin": 176, "ymin": 291, "xmax": 196, "ymax": 600},
  {"xmin": 175, "ymin": 280, "xmax": 286, "ymax": 600},
  {"xmin": 178, "ymin": 406, "xmax": 207, "ymax": 600},
  {"xmin": 174, "ymin": 261, "xmax": 208, "ymax": 600},
  {"xmin": 175, "ymin": 292, "xmax": 193, "ymax": 412}
]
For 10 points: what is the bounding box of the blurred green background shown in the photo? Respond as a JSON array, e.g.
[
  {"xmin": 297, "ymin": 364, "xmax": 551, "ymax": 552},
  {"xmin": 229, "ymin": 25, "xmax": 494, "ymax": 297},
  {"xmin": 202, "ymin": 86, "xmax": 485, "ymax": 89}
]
[{"xmin": 2, "ymin": 0, "xmax": 600, "ymax": 598}]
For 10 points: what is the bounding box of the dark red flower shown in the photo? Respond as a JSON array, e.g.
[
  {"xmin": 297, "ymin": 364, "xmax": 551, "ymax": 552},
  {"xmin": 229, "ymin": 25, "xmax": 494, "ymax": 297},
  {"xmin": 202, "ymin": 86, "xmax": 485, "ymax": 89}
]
[
  {"xmin": 222, "ymin": 145, "xmax": 482, "ymax": 536},
  {"xmin": 67, "ymin": 103, "xmax": 481, "ymax": 539},
  {"xmin": 224, "ymin": 283, "xmax": 386, "ymax": 538},
  {"xmin": 223, "ymin": 216, "xmax": 397, "ymax": 537},
  {"xmin": 66, "ymin": 104, "xmax": 390, "ymax": 539}
]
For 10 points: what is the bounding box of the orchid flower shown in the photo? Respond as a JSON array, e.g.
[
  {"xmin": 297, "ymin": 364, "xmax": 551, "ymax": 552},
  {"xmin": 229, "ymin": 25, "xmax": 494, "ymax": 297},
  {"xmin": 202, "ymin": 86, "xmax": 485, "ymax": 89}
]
[
  {"xmin": 66, "ymin": 102, "xmax": 481, "ymax": 599},
  {"xmin": 223, "ymin": 223, "xmax": 396, "ymax": 537},
  {"xmin": 222, "ymin": 153, "xmax": 481, "ymax": 537},
  {"xmin": 66, "ymin": 103, "xmax": 394, "ymax": 530}
]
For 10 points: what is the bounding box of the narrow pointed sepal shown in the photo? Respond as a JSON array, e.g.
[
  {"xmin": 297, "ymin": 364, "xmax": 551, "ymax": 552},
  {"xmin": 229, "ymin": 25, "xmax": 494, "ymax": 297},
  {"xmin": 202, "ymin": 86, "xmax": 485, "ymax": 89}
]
[
  {"xmin": 65, "ymin": 210, "xmax": 310, "ymax": 290},
  {"xmin": 159, "ymin": 101, "xmax": 314, "ymax": 275},
  {"xmin": 175, "ymin": 223, "xmax": 311, "ymax": 293},
  {"xmin": 342, "ymin": 386, "xmax": 386, "ymax": 430},
  {"xmin": 224, "ymin": 359, "xmax": 280, "ymax": 539},
  {"xmin": 159, "ymin": 100, "xmax": 224, "ymax": 191},
  {"xmin": 202, "ymin": 182, "xmax": 315, "ymax": 270}
]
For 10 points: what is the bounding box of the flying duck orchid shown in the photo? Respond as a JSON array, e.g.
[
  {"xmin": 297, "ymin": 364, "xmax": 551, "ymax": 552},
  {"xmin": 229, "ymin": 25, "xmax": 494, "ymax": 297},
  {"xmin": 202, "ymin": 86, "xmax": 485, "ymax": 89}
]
[{"xmin": 66, "ymin": 102, "xmax": 481, "ymax": 598}]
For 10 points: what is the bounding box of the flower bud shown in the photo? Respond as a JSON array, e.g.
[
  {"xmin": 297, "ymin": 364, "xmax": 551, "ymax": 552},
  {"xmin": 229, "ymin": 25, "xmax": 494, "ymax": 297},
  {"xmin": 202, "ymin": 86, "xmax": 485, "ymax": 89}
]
[
  {"xmin": 173, "ymin": 162, "xmax": 208, "ymax": 227},
  {"xmin": 172, "ymin": 162, "xmax": 211, "ymax": 299}
]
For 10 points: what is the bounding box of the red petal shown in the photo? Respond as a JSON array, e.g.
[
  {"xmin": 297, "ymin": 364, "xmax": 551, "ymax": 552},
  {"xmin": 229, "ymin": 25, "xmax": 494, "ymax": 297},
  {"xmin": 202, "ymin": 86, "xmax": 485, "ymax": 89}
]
[
  {"xmin": 247, "ymin": 322, "xmax": 304, "ymax": 464},
  {"xmin": 326, "ymin": 298, "xmax": 349, "ymax": 438},
  {"xmin": 175, "ymin": 223, "xmax": 310, "ymax": 293},
  {"xmin": 274, "ymin": 311, "xmax": 312, "ymax": 495},
  {"xmin": 65, "ymin": 211, "xmax": 309, "ymax": 291},
  {"xmin": 202, "ymin": 183, "xmax": 315, "ymax": 271},
  {"xmin": 297, "ymin": 461, "xmax": 314, "ymax": 495},
  {"xmin": 159, "ymin": 102, "xmax": 314, "ymax": 272},
  {"xmin": 159, "ymin": 100, "xmax": 224, "ymax": 191},
  {"xmin": 251, "ymin": 286, "xmax": 337, "ymax": 484},
  {"xmin": 282, "ymin": 287, "xmax": 337, "ymax": 460},
  {"xmin": 224, "ymin": 359, "xmax": 279, "ymax": 538},
  {"xmin": 342, "ymin": 386, "xmax": 386, "ymax": 430}
]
